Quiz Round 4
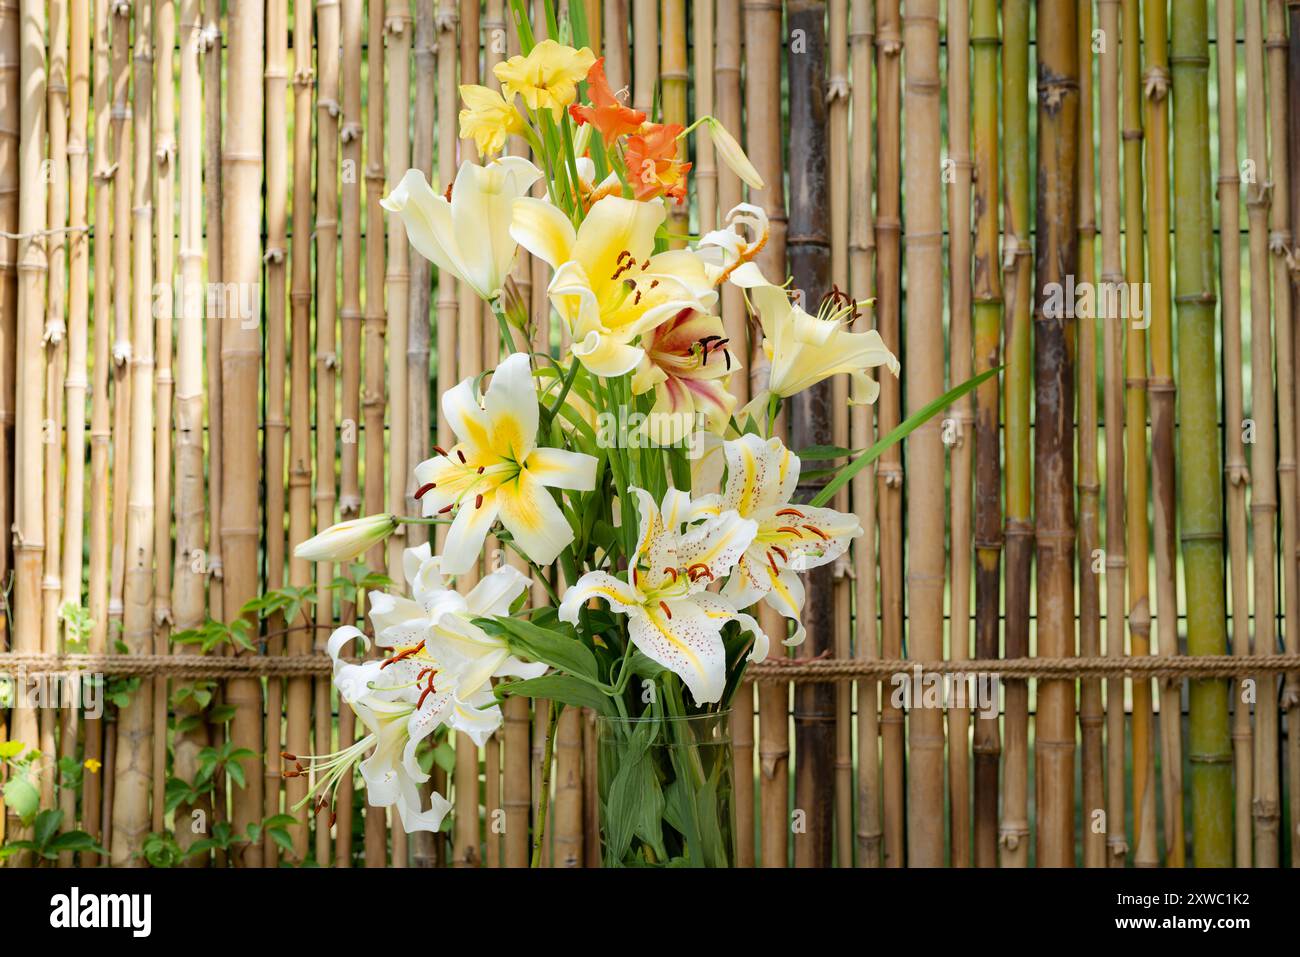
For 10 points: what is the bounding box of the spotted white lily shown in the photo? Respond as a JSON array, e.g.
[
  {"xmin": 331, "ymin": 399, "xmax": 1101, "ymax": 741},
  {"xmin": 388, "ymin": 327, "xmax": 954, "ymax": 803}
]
[
  {"xmin": 412, "ymin": 353, "xmax": 598, "ymax": 575},
  {"xmin": 697, "ymin": 203, "xmax": 771, "ymax": 290},
  {"xmin": 743, "ymin": 282, "xmax": 899, "ymax": 420},
  {"xmin": 382, "ymin": 155, "xmax": 542, "ymax": 302},
  {"xmin": 510, "ymin": 194, "xmax": 717, "ymax": 376},
  {"xmin": 559, "ymin": 487, "xmax": 768, "ymax": 705},
  {"xmin": 719, "ymin": 434, "xmax": 862, "ymax": 645}
]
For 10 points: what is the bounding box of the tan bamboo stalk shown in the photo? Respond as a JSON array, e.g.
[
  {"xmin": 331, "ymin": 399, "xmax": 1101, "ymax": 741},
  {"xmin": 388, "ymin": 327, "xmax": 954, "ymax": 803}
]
[
  {"xmin": 1266, "ymin": 0, "xmax": 1298, "ymax": 870},
  {"xmin": 59, "ymin": 0, "xmax": 90, "ymax": 862},
  {"xmin": 151, "ymin": 0, "xmax": 176, "ymax": 841},
  {"xmin": 484, "ymin": 735, "xmax": 500, "ymax": 866},
  {"xmin": 173, "ymin": 0, "xmax": 213, "ymax": 865},
  {"xmin": 363, "ymin": 0, "xmax": 389, "ymax": 867},
  {"xmin": 827, "ymin": 0, "xmax": 856, "ymax": 868},
  {"xmin": 260, "ymin": 0, "xmax": 289, "ymax": 865},
  {"xmin": 744, "ymin": 0, "xmax": 789, "ymax": 868},
  {"xmin": 1098, "ymin": 0, "xmax": 1127, "ymax": 869},
  {"xmin": 0, "ymin": 0, "xmax": 17, "ymax": 674},
  {"xmin": 10, "ymin": 0, "xmax": 48, "ymax": 860},
  {"xmin": 202, "ymin": 0, "xmax": 223, "ymax": 623},
  {"xmin": 1142, "ymin": 0, "xmax": 1184, "ymax": 867},
  {"xmin": 435, "ymin": 0, "xmax": 456, "ymax": 468},
  {"xmin": 43, "ymin": 0, "xmax": 69, "ymax": 819},
  {"xmin": 945, "ymin": 0, "xmax": 973, "ymax": 869},
  {"xmin": 112, "ymin": 0, "xmax": 156, "ymax": 866},
  {"xmin": 999, "ymin": 0, "xmax": 1031, "ymax": 867},
  {"xmin": 850, "ymin": 0, "xmax": 880, "ymax": 870},
  {"xmin": 661, "ymin": 0, "xmax": 688, "ymax": 245},
  {"xmin": 1281, "ymin": 0, "xmax": 1300, "ymax": 868},
  {"xmin": 1215, "ymin": 0, "xmax": 1250, "ymax": 868},
  {"xmin": 692, "ymin": 0, "xmax": 716, "ymax": 236},
  {"xmin": 286, "ymin": 0, "xmax": 314, "ymax": 864},
  {"xmin": 633, "ymin": 0, "xmax": 656, "ymax": 115},
  {"xmin": 553, "ymin": 705, "xmax": 583, "ymax": 867},
  {"xmin": 1033, "ymin": 0, "xmax": 1079, "ymax": 870},
  {"xmin": 600, "ymin": 0, "xmax": 626, "ymax": 92},
  {"xmin": 83, "ymin": 0, "xmax": 113, "ymax": 861},
  {"xmin": 1171, "ymin": 0, "xmax": 1231, "ymax": 868},
  {"xmin": 339, "ymin": 0, "xmax": 362, "ymax": 527},
  {"xmin": 970, "ymin": 0, "xmax": 1001, "ymax": 869},
  {"xmin": 1121, "ymin": 0, "xmax": 1156, "ymax": 868},
  {"xmin": 1244, "ymin": 0, "xmax": 1279, "ymax": 866},
  {"xmin": 108, "ymin": 0, "xmax": 133, "ymax": 680},
  {"xmin": 582, "ymin": 711, "xmax": 599, "ymax": 868},
  {"xmin": 1076, "ymin": 0, "xmax": 1104, "ymax": 870},
  {"xmin": 901, "ymin": 0, "xmax": 945, "ymax": 869},
  {"xmin": 222, "ymin": 0, "xmax": 265, "ymax": 866},
  {"xmin": 314, "ymin": 0, "xmax": 342, "ymax": 866}
]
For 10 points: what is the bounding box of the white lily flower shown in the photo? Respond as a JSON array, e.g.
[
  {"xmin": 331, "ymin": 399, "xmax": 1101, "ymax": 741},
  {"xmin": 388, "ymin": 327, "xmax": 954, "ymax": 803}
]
[
  {"xmin": 510, "ymin": 194, "xmax": 717, "ymax": 376},
  {"xmin": 742, "ymin": 283, "xmax": 899, "ymax": 419},
  {"xmin": 718, "ymin": 434, "xmax": 862, "ymax": 646},
  {"xmin": 292, "ymin": 513, "xmax": 398, "ymax": 564},
  {"xmin": 697, "ymin": 203, "xmax": 772, "ymax": 290},
  {"xmin": 412, "ymin": 353, "xmax": 598, "ymax": 574},
  {"xmin": 382, "ymin": 156, "xmax": 542, "ymax": 302},
  {"xmin": 559, "ymin": 487, "xmax": 768, "ymax": 705}
]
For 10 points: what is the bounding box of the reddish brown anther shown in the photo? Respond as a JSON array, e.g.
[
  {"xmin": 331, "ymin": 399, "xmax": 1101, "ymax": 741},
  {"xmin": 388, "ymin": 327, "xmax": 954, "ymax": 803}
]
[
  {"xmin": 659, "ymin": 601, "xmax": 672, "ymax": 619},
  {"xmin": 803, "ymin": 524, "xmax": 830, "ymax": 541},
  {"xmin": 415, "ymin": 482, "xmax": 437, "ymax": 499}
]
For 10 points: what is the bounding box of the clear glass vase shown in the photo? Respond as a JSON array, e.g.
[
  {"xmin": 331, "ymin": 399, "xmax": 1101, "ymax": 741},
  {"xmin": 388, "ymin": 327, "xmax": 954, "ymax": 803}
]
[{"xmin": 595, "ymin": 710, "xmax": 735, "ymax": 868}]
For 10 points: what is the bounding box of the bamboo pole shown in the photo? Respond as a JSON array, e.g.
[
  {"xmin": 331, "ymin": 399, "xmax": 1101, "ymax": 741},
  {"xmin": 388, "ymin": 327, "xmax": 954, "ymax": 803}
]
[
  {"xmin": 788, "ymin": 0, "xmax": 835, "ymax": 869},
  {"xmin": 202, "ymin": 0, "xmax": 223, "ymax": 625},
  {"xmin": 339, "ymin": 0, "xmax": 362, "ymax": 528},
  {"xmin": 173, "ymin": 0, "xmax": 214, "ymax": 865},
  {"xmin": 946, "ymin": 0, "xmax": 973, "ymax": 869},
  {"xmin": 1284, "ymin": 0, "xmax": 1300, "ymax": 868},
  {"xmin": 1098, "ymin": 0, "xmax": 1128, "ymax": 869},
  {"xmin": 1076, "ymin": 0, "xmax": 1104, "ymax": 871},
  {"xmin": 745, "ymin": 0, "xmax": 789, "ymax": 868},
  {"xmin": 874, "ymin": 0, "xmax": 905, "ymax": 868},
  {"xmin": 1215, "ymin": 0, "xmax": 1251, "ymax": 870},
  {"xmin": 11, "ymin": 0, "xmax": 48, "ymax": 861},
  {"xmin": 262, "ymin": 0, "xmax": 289, "ymax": 865},
  {"xmin": 633, "ymin": 0, "xmax": 656, "ymax": 115},
  {"xmin": 553, "ymin": 705, "xmax": 583, "ymax": 867},
  {"xmin": 971, "ymin": 0, "xmax": 1002, "ymax": 869},
  {"xmin": 1143, "ymin": 0, "xmax": 1185, "ymax": 867},
  {"xmin": 901, "ymin": 0, "xmax": 945, "ymax": 869},
  {"xmin": 222, "ymin": 0, "xmax": 265, "ymax": 866},
  {"xmin": 83, "ymin": 0, "xmax": 113, "ymax": 860},
  {"xmin": 693, "ymin": 0, "xmax": 717, "ymax": 236},
  {"xmin": 112, "ymin": 0, "xmax": 156, "ymax": 866},
  {"xmin": 602, "ymin": 0, "xmax": 627, "ymax": 94},
  {"xmin": 44, "ymin": 0, "xmax": 69, "ymax": 822},
  {"xmin": 828, "ymin": 0, "xmax": 856, "ymax": 868},
  {"xmin": 434, "ymin": 0, "xmax": 457, "ymax": 473},
  {"xmin": 850, "ymin": 0, "xmax": 880, "ymax": 869},
  {"xmin": 60, "ymin": 0, "xmax": 90, "ymax": 863},
  {"xmin": 1244, "ymin": 0, "xmax": 1279, "ymax": 867},
  {"xmin": 1121, "ymin": 0, "xmax": 1157, "ymax": 868},
  {"xmin": 714, "ymin": 0, "xmax": 755, "ymax": 869},
  {"xmin": 1033, "ymin": 0, "xmax": 1078, "ymax": 869},
  {"xmin": 1171, "ymin": 0, "xmax": 1232, "ymax": 868},
  {"xmin": 315, "ymin": 0, "xmax": 343, "ymax": 866},
  {"xmin": 661, "ymin": 0, "xmax": 687, "ymax": 244},
  {"xmin": 1265, "ymin": 0, "xmax": 1297, "ymax": 870},
  {"xmin": 999, "ymin": 0, "xmax": 1031, "ymax": 867},
  {"xmin": 363, "ymin": 0, "xmax": 389, "ymax": 867},
  {"xmin": 0, "ymin": 0, "xmax": 17, "ymax": 680}
]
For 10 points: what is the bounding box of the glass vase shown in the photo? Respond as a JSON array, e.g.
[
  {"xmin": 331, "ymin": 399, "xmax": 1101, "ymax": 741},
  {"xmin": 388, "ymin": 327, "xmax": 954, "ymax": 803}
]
[{"xmin": 595, "ymin": 710, "xmax": 735, "ymax": 867}]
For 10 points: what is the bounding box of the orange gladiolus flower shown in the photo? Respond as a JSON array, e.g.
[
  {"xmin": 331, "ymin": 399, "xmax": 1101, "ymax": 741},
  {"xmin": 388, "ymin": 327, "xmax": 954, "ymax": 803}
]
[
  {"xmin": 625, "ymin": 123, "xmax": 692, "ymax": 205},
  {"xmin": 568, "ymin": 57, "xmax": 645, "ymax": 146}
]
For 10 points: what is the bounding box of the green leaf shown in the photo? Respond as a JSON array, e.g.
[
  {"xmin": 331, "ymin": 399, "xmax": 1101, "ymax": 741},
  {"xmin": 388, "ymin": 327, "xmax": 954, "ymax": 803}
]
[
  {"xmin": 34, "ymin": 808, "xmax": 64, "ymax": 848},
  {"xmin": 498, "ymin": 674, "xmax": 614, "ymax": 715},
  {"xmin": 478, "ymin": 616, "xmax": 600, "ymax": 682},
  {"xmin": 808, "ymin": 366, "xmax": 1001, "ymax": 507},
  {"xmin": 2, "ymin": 775, "xmax": 40, "ymax": 825},
  {"xmin": 0, "ymin": 741, "xmax": 25, "ymax": 760},
  {"xmin": 793, "ymin": 444, "xmax": 859, "ymax": 460}
]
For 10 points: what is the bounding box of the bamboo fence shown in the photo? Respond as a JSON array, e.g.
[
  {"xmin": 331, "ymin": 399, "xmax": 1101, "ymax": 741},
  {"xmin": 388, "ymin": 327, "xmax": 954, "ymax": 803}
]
[{"xmin": 0, "ymin": 0, "xmax": 1298, "ymax": 868}]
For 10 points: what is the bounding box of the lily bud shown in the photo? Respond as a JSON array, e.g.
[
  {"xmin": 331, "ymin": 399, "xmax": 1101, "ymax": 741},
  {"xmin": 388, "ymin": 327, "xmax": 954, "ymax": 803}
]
[
  {"xmin": 294, "ymin": 514, "xmax": 399, "ymax": 563},
  {"xmin": 705, "ymin": 117, "xmax": 765, "ymax": 191}
]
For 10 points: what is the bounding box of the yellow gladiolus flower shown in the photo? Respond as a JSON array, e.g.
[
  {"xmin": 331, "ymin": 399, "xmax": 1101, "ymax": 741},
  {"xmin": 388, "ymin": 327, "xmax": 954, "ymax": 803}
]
[
  {"xmin": 493, "ymin": 39, "xmax": 596, "ymax": 121},
  {"xmin": 458, "ymin": 84, "xmax": 525, "ymax": 156}
]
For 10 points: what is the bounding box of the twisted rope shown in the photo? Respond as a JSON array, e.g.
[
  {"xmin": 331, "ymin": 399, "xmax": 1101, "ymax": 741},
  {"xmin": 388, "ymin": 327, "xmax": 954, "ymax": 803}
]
[{"xmin": 0, "ymin": 653, "xmax": 1296, "ymax": 683}]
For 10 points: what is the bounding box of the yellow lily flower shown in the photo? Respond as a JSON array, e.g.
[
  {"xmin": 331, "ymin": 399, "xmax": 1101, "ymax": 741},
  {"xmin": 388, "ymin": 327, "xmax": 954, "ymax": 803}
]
[
  {"xmin": 718, "ymin": 434, "xmax": 862, "ymax": 645},
  {"xmin": 458, "ymin": 84, "xmax": 525, "ymax": 156},
  {"xmin": 382, "ymin": 155, "xmax": 541, "ymax": 302},
  {"xmin": 412, "ymin": 353, "xmax": 598, "ymax": 574},
  {"xmin": 559, "ymin": 487, "xmax": 768, "ymax": 705},
  {"xmin": 510, "ymin": 194, "xmax": 717, "ymax": 376},
  {"xmin": 743, "ymin": 283, "xmax": 899, "ymax": 420},
  {"xmin": 493, "ymin": 39, "xmax": 596, "ymax": 121}
]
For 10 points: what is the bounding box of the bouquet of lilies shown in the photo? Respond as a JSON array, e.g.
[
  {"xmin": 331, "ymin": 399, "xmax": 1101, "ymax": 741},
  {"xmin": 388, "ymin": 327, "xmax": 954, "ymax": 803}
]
[{"xmin": 289, "ymin": 11, "xmax": 938, "ymax": 865}]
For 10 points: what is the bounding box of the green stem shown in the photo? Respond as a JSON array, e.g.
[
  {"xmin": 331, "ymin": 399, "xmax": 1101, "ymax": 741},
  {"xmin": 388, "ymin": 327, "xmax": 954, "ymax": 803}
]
[{"xmin": 530, "ymin": 704, "xmax": 561, "ymax": 868}]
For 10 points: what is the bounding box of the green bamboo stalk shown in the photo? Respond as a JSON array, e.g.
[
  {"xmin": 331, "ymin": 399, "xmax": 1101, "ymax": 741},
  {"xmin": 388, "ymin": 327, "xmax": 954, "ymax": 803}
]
[{"xmin": 1170, "ymin": 0, "xmax": 1232, "ymax": 867}]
